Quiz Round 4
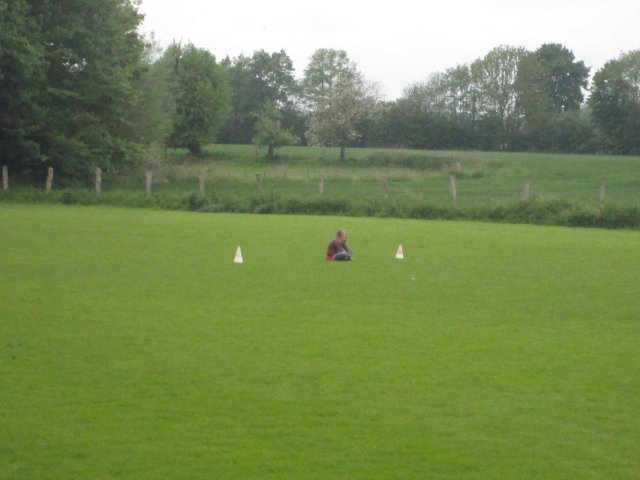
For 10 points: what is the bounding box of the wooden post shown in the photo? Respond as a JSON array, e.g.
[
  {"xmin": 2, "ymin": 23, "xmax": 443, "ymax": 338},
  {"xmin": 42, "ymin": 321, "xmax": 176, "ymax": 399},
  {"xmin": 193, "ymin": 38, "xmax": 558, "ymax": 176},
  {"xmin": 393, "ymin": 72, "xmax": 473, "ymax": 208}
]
[
  {"xmin": 599, "ymin": 183, "xmax": 606, "ymax": 205},
  {"xmin": 46, "ymin": 167, "xmax": 54, "ymax": 193},
  {"xmin": 456, "ymin": 161, "xmax": 462, "ymax": 173},
  {"xmin": 95, "ymin": 168, "xmax": 102, "ymax": 196},
  {"xmin": 2, "ymin": 166, "xmax": 7, "ymax": 191},
  {"xmin": 318, "ymin": 176, "xmax": 324, "ymax": 195},
  {"xmin": 449, "ymin": 175, "xmax": 457, "ymax": 203},
  {"xmin": 145, "ymin": 170, "xmax": 152, "ymax": 196},
  {"xmin": 383, "ymin": 178, "xmax": 389, "ymax": 199},
  {"xmin": 523, "ymin": 181, "xmax": 530, "ymax": 200},
  {"xmin": 256, "ymin": 173, "xmax": 263, "ymax": 192},
  {"xmin": 198, "ymin": 172, "xmax": 205, "ymax": 197}
]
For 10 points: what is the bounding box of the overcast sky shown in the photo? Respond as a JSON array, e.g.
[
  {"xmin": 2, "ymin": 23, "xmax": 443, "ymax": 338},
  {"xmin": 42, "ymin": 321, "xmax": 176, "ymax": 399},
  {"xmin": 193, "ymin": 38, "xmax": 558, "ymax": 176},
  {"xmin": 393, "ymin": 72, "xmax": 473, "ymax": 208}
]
[{"xmin": 138, "ymin": 0, "xmax": 639, "ymax": 100}]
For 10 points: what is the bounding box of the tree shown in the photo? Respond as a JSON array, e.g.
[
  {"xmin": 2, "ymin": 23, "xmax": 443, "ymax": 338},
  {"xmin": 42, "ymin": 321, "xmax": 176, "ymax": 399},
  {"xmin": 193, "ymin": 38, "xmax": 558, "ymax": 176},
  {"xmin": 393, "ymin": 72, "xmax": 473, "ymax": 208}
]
[
  {"xmin": 404, "ymin": 73, "xmax": 449, "ymax": 116},
  {"xmin": 253, "ymin": 103, "xmax": 294, "ymax": 159},
  {"xmin": 32, "ymin": 0, "xmax": 146, "ymax": 177},
  {"xmin": 127, "ymin": 37, "xmax": 176, "ymax": 147},
  {"xmin": 515, "ymin": 45, "xmax": 591, "ymax": 151},
  {"xmin": 219, "ymin": 54, "xmax": 253, "ymax": 143},
  {"xmin": 515, "ymin": 51, "xmax": 555, "ymax": 149},
  {"xmin": 472, "ymin": 45, "xmax": 527, "ymax": 149},
  {"xmin": 303, "ymin": 48, "xmax": 378, "ymax": 161},
  {"xmin": 0, "ymin": 0, "xmax": 45, "ymax": 171},
  {"xmin": 1, "ymin": 0, "xmax": 146, "ymax": 178},
  {"xmin": 535, "ymin": 43, "xmax": 589, "ymax": 112},
  {"xmin": 166, "ymin": 43, "xmax": 231, "ymax": 156},
  {"xmin": 359, "ymin": 99, "xmax": 413, "ymax": 148},
  {"xmin": 219, "ymin": 50, "xmax": 298, "ymax": 144},
  {"xmin": 444, "ymin": 64, "xmax": 477, "ymax": 134},
  {"xmin": 589, "ymin": 50, "xmax": 640, "ymax": 154},
  {"xmin": 249, "ymin": 50, "xmax": 297, "ymax": 108}
]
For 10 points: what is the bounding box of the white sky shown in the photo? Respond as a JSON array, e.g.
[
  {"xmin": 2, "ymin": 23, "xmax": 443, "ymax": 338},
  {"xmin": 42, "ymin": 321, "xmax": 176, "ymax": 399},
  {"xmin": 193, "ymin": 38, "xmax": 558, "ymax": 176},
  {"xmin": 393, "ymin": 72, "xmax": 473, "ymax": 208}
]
[{"xmin": 138, "ymin": 0, "xmax": 639, "ymax": 100}]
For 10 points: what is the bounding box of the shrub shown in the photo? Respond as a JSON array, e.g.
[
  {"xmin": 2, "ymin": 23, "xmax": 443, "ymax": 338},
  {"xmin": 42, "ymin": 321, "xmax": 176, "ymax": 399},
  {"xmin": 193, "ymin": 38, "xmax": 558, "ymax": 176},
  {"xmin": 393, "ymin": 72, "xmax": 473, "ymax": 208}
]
[
  {"xmin": 60, "ymin": 192, "xmax": 79, "ymax": 205},
  {"xmin": 597, "ymin": 204, "xmax": 640, "ymax": 229},
  {"xmin": 187, "ymin": 193, "xmax": 206, "ymax": 211},
  {"xmin": 2, "ymin": 185, "xmax": 639, "ymax": 229}
]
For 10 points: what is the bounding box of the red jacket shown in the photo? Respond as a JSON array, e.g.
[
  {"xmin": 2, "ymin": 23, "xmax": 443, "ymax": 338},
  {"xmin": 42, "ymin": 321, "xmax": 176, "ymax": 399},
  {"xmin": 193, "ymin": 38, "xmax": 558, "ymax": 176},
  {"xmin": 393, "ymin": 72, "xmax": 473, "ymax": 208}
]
[{"xmin": 326, "ymin": 239, "xmax": 347, "ymax": 260}]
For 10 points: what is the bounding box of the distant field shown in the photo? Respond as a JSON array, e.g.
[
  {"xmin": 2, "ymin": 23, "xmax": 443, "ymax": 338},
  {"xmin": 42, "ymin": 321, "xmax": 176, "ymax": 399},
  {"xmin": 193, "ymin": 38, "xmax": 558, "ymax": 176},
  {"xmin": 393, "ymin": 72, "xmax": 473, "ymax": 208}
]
[
  {"xmin": 169, "ymin": 145, "xmax": 640, "ymax": 206},
  {"xmin": 1, "ymin": 204, "xmax": 639, "ymax": 479},
  {"xmin": 2, "ymin": 146, "xmax": 640, "ymax": 227}
]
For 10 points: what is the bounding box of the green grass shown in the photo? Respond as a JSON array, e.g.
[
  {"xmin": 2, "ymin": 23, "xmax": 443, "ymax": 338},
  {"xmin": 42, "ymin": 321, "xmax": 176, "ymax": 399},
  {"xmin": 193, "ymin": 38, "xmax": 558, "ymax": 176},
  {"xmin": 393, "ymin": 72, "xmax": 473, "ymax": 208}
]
[
  {"xmin": 168, "ymin": 145, "xmax": 640, "ymax": 207},
  {"xmin": 1, "ymin": 205, "xmax": 639, "ymax": 479},
  {"xmin": 3, "ymin": 146, "xmax": 640, "ymax": 228},
  {"xmin": 6, "ymin": 145, "xmax": 640, "ymax": 206}
]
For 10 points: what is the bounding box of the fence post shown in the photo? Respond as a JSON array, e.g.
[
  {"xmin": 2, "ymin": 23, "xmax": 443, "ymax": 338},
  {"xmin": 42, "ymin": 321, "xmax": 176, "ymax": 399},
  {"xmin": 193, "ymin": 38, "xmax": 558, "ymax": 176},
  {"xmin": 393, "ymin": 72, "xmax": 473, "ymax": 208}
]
[
  {"xmin": 318, "ymin": 176, "xmax": 324, "ymax": 195},
  {"xmin": 2, "ymin": 166, "xmax": 7, "ymax": 191},
  {"xmin": 145, "ymin": 170, "xmax": 152, "ymax": 196},
  {"xmin": 256, "ymin": 173, "xmax": 263, "ymax": 192},
  {"xmin": 199, "ymin": 172, "xmax": 206, "ymax": 197},
  {"xmin": 95, "ymin": 168, "xmax": 102, "ymax": 196},
  {"xmin": 523, "ymin": 181, "xmax": 530, "ymax": 200},
  {"xmin": 599, "ymin": 183, "xmax": 606, "ymax": 205},
  {"xmin": 383, "ymin": 178, "xmax": 389, "ymax": 200},
  {"xmin": 449, "ymin": 175, "xmax": 457, "ymax": 203},
  {"xmin": 46, "ymin": 167, "xmax": 54, "ymax": 193}
]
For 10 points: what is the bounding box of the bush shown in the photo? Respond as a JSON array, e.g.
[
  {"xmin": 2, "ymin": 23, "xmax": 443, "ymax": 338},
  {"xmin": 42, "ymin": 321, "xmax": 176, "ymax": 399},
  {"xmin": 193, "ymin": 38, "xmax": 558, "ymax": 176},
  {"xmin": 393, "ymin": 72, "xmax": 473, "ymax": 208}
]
[
  {"xmin": 2, "ymin": 186, "xmax": 639, "ymax": 229},
  {"xmin": 60, "ymin": 192, "xmax": 79, "ymax": 205},
  {"xmin": 597, "ymin": 204, "xmax": 640, "ymax": 229},
  {"xmin": 187, "ymin": 193, "xmax": 206, "ymax": 211}
]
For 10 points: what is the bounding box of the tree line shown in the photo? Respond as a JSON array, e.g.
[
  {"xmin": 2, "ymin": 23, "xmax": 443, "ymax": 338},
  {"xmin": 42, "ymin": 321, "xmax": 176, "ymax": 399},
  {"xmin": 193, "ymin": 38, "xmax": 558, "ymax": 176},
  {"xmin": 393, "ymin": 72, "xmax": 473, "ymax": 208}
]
[
  {"xmin": 362, "ymin": 45, "xmax": 640, "ymax": 155},
  {"xmin": 1, "ymin": 1, "xmax": 639, "ymax": 180}
]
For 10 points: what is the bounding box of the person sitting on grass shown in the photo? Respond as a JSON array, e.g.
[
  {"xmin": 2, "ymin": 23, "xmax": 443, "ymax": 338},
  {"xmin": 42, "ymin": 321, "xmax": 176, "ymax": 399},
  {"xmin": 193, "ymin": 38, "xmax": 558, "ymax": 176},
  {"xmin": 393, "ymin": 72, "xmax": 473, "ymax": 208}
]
[{"xmin": 327, "ymin": 229, "xmax": 353, "ymax": 261}]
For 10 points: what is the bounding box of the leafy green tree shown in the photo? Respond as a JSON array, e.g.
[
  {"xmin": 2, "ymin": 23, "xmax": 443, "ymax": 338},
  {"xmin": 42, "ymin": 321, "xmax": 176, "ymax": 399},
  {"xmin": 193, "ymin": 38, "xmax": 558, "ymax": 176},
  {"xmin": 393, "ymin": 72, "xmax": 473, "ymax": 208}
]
[
  {"xmin": 515, "ymin": 45, "xmax": 591, "ymax": 151},
  {"xmin": 30, "ymin": 0, "xmax": 146, "ymax": 177},
  {"xmin": 219, "ymin": 54, "xmax": 254, "ymax": 143},
  {"xmin": 253, "ymin": 103, "xmax": 294, "ymax": 159},
  {"xmin": 443, "ymin": 64, "xmax": 477, "ymax": 134},
  {"xmin": 219, "ymin": 50, "xmax": 298, "ymax": 144},
  {"xmin": 166, "ymin": 43, "xmax": 231, "ymax": 156},
  {"xmin": 515, "ymin": 52, "xmax": 555, "ymax": 149},
  {"xmin": 303, "ymin": 48, "xmax": 378, "ymax": 161},
  {"xmin": 516, "ymin": 53, "xmax": 551, "ymax": 122},
  {"xmin": 535, "ymin": 43, "xmax": 589, "ymax": 112},
  {"xmin": 589, "ymin": 50, "xmax": 640, "ymax": 154},
  {"xmin": 404, "ymin": 73, "xmax": 448, "ymax": 116},
  {"xmin": 471, "ymin": 45, "xmax": 527, "ymax": 149},
  {"xmin": 250, "ymin": 50, "xmax": 297, "ymax": 108},
  {"xmin": 0, "ymin": 0, "xmax": 45, "ymax": 171},
  {"xmin": 387, "ymin": 76, "xmax": 461, "ymax": 149},
  {"xmin": 516, "ymin": 49, "xmax": 592, "ymax": 152},
  {"xmin": 127, "ymin": 37, "xmax": 176, "ymax": 147}
]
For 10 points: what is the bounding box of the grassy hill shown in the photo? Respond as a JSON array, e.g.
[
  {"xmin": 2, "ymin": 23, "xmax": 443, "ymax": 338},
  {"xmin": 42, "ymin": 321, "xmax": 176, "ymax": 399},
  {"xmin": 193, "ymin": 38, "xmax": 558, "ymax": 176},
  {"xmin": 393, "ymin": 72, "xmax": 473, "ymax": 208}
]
[
  {"xmin": 2, "ymin": 146, "xmax": 640, "ymax": 228},
  {"xmin": 1, "ymin": 204, "xmax": 638, "ymax": 478}
]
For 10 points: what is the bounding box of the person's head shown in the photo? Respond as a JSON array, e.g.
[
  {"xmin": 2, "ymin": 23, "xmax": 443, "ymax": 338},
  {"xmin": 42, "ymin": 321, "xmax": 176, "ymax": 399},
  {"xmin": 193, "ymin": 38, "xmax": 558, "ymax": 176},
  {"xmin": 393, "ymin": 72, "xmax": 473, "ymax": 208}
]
[{"xmin": 336, "ymin": 229, "xmax": 348, "ymax": 241}]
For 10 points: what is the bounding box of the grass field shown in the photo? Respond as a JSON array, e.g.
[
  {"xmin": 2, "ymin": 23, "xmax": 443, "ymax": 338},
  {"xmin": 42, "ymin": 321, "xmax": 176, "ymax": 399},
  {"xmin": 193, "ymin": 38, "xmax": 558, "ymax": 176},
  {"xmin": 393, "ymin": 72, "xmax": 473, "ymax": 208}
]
[
  {"xmin": 1, "ymin": 204, "xmax": 639, "ymax": 479},
  {"xmin": 186, "ymin": 145, "xmax": 640, "ymax": 206},
  {"xmin": 0, "ymin": 145, "xmax": 640, "ymax": 208}
]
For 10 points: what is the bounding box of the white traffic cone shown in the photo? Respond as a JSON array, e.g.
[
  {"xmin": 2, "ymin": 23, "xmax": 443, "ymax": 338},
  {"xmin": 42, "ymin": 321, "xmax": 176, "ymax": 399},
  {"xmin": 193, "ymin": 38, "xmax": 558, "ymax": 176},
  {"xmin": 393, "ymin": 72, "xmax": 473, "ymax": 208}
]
[
  {"xmin": 395, "ymin": 244, "xmax": 404, "ymax": 259},
  {"xmin": 234, "ymin": 246, "xmax": 243, "ymax": 264}
]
